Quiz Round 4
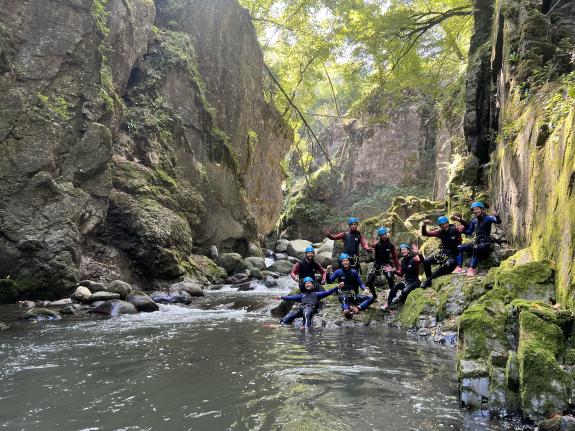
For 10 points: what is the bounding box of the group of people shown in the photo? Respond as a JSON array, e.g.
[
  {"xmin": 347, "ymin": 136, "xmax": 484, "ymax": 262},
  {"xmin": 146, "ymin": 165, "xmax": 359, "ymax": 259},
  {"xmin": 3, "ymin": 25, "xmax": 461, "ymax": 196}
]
[{"xmin": 275, "ymin": 201, "xmax": 501, "ymax": 328}]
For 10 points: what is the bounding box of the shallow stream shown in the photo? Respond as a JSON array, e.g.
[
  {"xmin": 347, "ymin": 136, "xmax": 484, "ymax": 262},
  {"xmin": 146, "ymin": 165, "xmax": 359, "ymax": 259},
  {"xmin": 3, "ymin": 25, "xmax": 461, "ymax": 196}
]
[{"xmin": 0, "ymin": 281, "xmax": 518, "ymax": 430}]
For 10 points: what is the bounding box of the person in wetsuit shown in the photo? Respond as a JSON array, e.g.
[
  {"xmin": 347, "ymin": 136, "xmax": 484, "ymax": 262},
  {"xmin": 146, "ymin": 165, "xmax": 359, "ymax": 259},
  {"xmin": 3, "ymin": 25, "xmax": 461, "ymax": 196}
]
[
  {"xmin": 366, "ymin": 227, "xmax": 400, "ymax": 300},
  {"xmin": 452, "ymin": 202, "xmax": 501, "ymax": 277},
  {"xmin": 381, "ymin": 243, "xmax": 423, "ymax": 310},
  {"xmin": 277, "ymin": 277, "xmax": 338, "ymax": 328},
  {"xmin": 420, "ymin": 216, "xmax": 464, "ymax": 288},
  {"xmin": 327, "ymin": 253, "xmax": 374, "ymax": 319},
  {"xmin": 290, "ymin": 245, "xmax": 327, "ymax": 292},
  {"xmin": 325, "ymin": 217, "xmax": 373, "ymax": 273}
]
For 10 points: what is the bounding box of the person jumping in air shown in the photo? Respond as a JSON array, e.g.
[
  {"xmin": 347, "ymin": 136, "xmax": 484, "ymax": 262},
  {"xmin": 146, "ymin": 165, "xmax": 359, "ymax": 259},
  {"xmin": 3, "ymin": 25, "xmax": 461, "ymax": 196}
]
[
  {"xmin": 290, "ymin": 245, "xmax": 327, "ymax": 292},
  {"xmin": 327, "ymin": 253, "xmax": 374, "ymax": 319},
  {"xmin": 381, "ymin": 243, "xmax": 423, "ymax": 310},
  {"xmin": 366, "ymin": 227, "xmax": 399, "ymax": 300},
  {"xmin": 325, "ymin": 217, "xmax": 373, "ymax": 273},
  {"xmin": 276, "ymin": 277, "xmax": 338, "ymax": 328},
  {"xmin": 420, "ymin": 216, "xmax": 464, "ymax": 288},
  {"xmin": 452, "ymin": 201, "xmax": 501, "ymax": 277}
]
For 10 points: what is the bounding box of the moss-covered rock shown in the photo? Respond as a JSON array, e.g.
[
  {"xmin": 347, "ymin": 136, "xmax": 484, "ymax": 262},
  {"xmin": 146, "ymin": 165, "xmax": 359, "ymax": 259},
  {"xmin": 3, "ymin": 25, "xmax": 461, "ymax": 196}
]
[
  {"xmin": 458, "ymin": 299, "xmax": 509, "ymax": 360},
  {"xmin": 481, "ymin": 260, "xmax": 556, "ymax": 304},
  {"xmin": 518, "ymin": 311, "xmax": 569, "ymax": 420},
  {"xmin": 397, "ymin": 288, "xmax": 438, "ymax": 328}
]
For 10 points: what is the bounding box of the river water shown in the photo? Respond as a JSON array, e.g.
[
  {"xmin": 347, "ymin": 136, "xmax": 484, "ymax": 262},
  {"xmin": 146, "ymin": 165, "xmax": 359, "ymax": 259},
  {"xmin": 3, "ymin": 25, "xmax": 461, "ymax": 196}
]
[{"xmin": 0, "ymin": 282, "xmax": 518, "ymax": 431}]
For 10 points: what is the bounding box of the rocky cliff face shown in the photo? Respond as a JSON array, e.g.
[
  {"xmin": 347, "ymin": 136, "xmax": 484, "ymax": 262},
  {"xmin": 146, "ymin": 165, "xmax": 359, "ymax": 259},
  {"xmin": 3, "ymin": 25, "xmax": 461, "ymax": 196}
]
[
  {"xmin": 0, "ymin": 0, "xmax": 291, "ymax": 300},
  {"xmin": 278, "ymin": 96, "xmax": 436, "ymax": 242},
  {"xmin": 461, "ymin": 0, "xmax": 575, "ymax": 305}
]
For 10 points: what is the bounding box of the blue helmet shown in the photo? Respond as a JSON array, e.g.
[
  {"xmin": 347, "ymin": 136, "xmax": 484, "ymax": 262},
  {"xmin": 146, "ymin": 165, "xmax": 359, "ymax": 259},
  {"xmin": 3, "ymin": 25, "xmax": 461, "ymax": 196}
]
[
  {"xmin": 303, "ymin": 276, "xmax": 314, "ymax": 284},
  {"xmin": 377, "ymin": 227, "xmax": 389, "ymax": 236},
  {"xmin": 304, "ymin": 246, "xmax": 315, "ymax": 254},
  {"xmin": 437, "ymin": 216, "xmax": 449, "ymax": 225},
  {"xmin": 470, "ymin": 201, "xmax": 485, "ymax": 209},
  {"xmin": 339, "ymin": 253, "xmax": 351, "ymax": 261},
  {"xmin": 399, "ymin": 243, "xmax": 411, "ymax": 251},
  {"xmin": 348, "ymin": 217, "xmax": 359, "ymax": 225}
]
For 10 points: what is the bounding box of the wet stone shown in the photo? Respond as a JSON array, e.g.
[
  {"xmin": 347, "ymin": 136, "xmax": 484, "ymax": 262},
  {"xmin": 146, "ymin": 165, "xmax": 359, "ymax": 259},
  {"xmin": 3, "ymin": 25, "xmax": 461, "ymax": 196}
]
[
  {"xmin": 88, "ymin": 291, "xmax": 121, "ymax": 303},
  {"xmin": 78, "ymin": 280, "xmax": 106, "ymax": 292}
]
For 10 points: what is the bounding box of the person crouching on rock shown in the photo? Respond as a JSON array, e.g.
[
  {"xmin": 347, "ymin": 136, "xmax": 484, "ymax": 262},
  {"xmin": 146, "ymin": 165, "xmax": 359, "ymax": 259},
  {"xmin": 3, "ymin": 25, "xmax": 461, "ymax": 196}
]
[
  {"xmin": 420, "ymin": 216, "xmax": 464, "ymax": 288},
  {"xmin": 366, "ymin": 227, "xmax": 399, "ymax": 300},
  {"xmin": 324, "ymin": 217, "xmax": 373, "ymax": 274},
  {"xmin": 290, "ymin": 245, "xmax": 327, "ymax": 292},
  {"xmin": 327, "ymin": 253, "xmax": 374, "ymax": 319},
  {"xmin": 275, "ymin": 277, "xmax": 338, "ymax": 328},
  {"xmin": 381, "ymin": 243, "xmax": 423, "ymax": 310},
  {"xmin": 452, "ymin": 201, "xmax": 501, "ymax": 277}
]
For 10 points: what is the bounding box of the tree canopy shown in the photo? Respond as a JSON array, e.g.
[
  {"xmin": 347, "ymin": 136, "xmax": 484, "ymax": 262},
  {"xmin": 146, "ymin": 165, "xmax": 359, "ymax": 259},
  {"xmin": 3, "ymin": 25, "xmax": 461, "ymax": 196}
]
[{"xmin": 239, "ymin": 0, "xmax": 473, "ymax": 173}]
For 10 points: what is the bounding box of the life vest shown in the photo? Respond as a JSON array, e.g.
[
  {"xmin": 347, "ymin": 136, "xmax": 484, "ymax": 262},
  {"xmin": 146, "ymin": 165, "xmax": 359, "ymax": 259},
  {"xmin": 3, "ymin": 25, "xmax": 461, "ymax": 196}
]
[
  {"xmin": 336, "ymin": 267, "xmax": 361, "ymax": 294},
  {"xmin": 300, "ymin": 293, "xmax": 320, "ymax": 307},
  {"xmin": 374, "ymin": 239, "xmax": 394, "ymax": 265},
  {"xmin": 437, "ymin": 225, "xmax": 462, "ymax": 255},
  {"xmin": 344, "ymin": 231, "xmax": 361, "ymax": 256},
  {"xmin": 474, "ymin": 215, "xmax": 497, "ymax": 243},
  {"xmin": 298, "ymin": 258, "xmax": 318, "ymax": 279},
  {"xmin": 401, "ymin": 254, "xmax": 420, "ymax": 283}
]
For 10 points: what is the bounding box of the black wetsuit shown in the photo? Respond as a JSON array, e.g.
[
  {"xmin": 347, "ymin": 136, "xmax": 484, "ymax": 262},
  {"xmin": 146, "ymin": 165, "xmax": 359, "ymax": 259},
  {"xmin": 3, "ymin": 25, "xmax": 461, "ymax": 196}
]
[
  {"xmin": 389, "ymin": 253, "xmax": 422, "ymax": 305},
  {"xmin": 367, "ymin": 239, "xmax": 397, "ymax": 299},
  {"xmin": 280, "ymin": 287, "xmax": 338, "ymax": 327},
  {"xmin": 421, "ymin": 224, "xmax": 461, "ymax": 287},
  {"xmin": 294, "ymin": 258, "xmax": 326, "ymax": 292},
  {"xmin": 457, "ymin": 214, "xmax": 502, "ymax": 268},
  {"xmin": 329, "ymin": 268, "xmax": 374, "ymax": 311}
]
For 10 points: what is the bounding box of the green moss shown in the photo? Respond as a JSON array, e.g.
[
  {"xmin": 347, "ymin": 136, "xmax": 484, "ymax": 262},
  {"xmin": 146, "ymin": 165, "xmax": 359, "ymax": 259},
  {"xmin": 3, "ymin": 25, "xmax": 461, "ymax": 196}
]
[
  {"xmin": 518, "ymin": 312, "xmax": 569, "ymax": 418},
  {"xmin": 509, "ymin": 299, "xmax": 557, "ymax": 323},
  {"xmin": 519, "ymin": 311, "xmax": 564, "ymax": 358},
  {"xmin": 458, "ymin": 299, "xmax": 509, "ymax": 360},
  {"xmin": 35, "ymin": 93, "xmax": 73, "ymax": 122},
  {"xmin": 480, "ymin": 260, "xmax": 556, "ymax": 304},
  {"xmin": 180, "ymin": 255, "xmax": 226, "ymax": 284},
  {"xmin": 397, "ymin": 288, "xmax": 437, "ymax": 328}
]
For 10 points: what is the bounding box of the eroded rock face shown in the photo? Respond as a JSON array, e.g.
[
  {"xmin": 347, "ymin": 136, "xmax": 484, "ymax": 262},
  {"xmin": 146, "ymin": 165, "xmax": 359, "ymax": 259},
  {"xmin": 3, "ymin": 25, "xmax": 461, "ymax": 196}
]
[{"xmin": 0, "ymin": 0, "xmax": 291, "ymax": 301}]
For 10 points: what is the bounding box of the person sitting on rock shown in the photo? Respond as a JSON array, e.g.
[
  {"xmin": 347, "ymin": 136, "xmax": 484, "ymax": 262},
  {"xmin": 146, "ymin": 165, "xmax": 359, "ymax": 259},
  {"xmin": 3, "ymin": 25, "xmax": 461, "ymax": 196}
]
[
  {"xmin": 420, "ymin": 216, "xmax": 464, "ymax": 288},
  {"xmin": 290, "ymin": 245, "xmax": 327, "ymax": 292},
  {"xmin": 452, "ymin": 201, "xmax": 501, "ymax": 277},
  {"xmin": 381, "ymin": 243, "xmax": 423, "ymax": 310},
  {"xmin": 327, "ymin": 253, "xmax": 374, "ymax": 319},
  {"xmin": 275, "ymin": 277, "xmax": 338, "ymax": 328},
  {"xmin": 366, "ymin": 227, "xmax": 399, "ymax": 300},
  {"xmin": 324, "ymin": 217, "xmax": 373, "ymax": 273}
]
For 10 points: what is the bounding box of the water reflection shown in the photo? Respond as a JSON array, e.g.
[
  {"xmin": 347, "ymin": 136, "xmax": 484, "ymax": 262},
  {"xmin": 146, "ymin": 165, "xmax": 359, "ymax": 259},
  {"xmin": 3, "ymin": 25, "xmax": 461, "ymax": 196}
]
[{"xmin": 0, "ymin": 293, "xmax": 514, "ymax": 431}]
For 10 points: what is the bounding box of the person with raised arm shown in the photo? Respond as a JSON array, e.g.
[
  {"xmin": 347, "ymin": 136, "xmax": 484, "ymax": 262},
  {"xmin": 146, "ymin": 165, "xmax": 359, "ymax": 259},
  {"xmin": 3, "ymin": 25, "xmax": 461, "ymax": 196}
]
[
  {"xmin": 452, "ymin": 202, "xmax": 501, "ymax": 277},
  {"xmin": 327, "ymin": 253, "xmax": 374, "ymax": 319},
  {"xmin": 381, "ymin": 243, "xmax": 423, "ymax": 310},
  {"xmin": 324, "ymin": 217, "xmax": 373, "ymax": 273}
]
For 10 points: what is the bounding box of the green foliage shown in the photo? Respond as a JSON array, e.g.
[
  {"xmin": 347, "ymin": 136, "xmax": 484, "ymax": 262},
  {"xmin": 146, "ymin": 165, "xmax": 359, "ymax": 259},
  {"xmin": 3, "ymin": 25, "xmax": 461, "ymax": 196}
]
[
  {"xmin": 239, "ymin": 0, "xmax": 472, "ymax": 182},
  {"xmin": 543, "ymin": 72, "xmax": 575, "ymax": 132}
]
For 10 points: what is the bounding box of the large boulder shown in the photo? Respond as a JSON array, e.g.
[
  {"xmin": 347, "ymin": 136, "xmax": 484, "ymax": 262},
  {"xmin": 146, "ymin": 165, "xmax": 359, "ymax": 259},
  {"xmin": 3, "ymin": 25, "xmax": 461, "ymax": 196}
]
[
  {"xmin": 316, "ymin": 252, "xmax": 332, "ymax": 268},
  {"xmin": 317, "ymin": 239, "xmax": 334, "ymax": 255},
  {"xmin": 274, "ymin": 239, "xmax": 289, "ymax": 253},
  {"xmin": 151, "ymin": 291, "xmax": 193, "ymax": 305},
  {"xmin": 267, "ymin": 259, "xmax": 293, "ymax": 275},
  {"xmin": 244, "ymin": 257, "xmax": 266, "ymax": 271},
  {"xmin": 88, "ymin": 291, "xmax": 121, "ymax": 303},
  {"xmin": 286, "ymin": 239, "xmax": 313, "ymax": 260},
  {"xmin": 71, "ymin": 286, "xmax": 92, "ymax": 303},
  {"xmin": 517, "ymin": 311, "xmax": 568, "ymax": 421},
  {"xmin": 21, "ymin": 308, "xmax": 62, "ymax": 321},
  {"xmin": 169, "ymin": 280, "xmax": 204, "ymax": 297},
  {"xmin": 217, "ymin": 253, "xmax": 243, "ymax": 274},
  {"xmin": 106, "ymin": 280, "xmax": 133, "ymax": 299},
  {"xmin": 126, "ymin": 292, "xmax": 159, "ymax": 312},
  {"xmin": 78, "ymin": 280, "xmax": 106, "ymax": 292},
  {"xmin": 90, "ymin": 300, "xmax": 138, "ymax": 316}
]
